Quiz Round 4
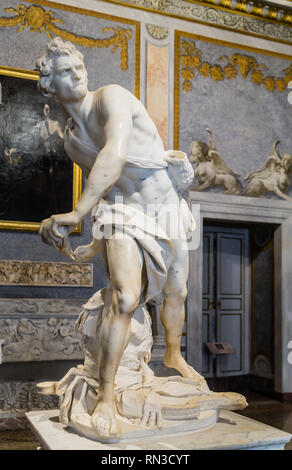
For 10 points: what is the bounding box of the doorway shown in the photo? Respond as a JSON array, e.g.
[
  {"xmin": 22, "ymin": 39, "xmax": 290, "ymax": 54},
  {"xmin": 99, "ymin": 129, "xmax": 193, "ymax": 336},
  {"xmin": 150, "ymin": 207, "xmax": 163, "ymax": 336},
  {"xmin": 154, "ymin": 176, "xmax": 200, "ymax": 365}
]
[{"xmin": 202, "ymin": 225, "xmax": 250, "ymax": 378}]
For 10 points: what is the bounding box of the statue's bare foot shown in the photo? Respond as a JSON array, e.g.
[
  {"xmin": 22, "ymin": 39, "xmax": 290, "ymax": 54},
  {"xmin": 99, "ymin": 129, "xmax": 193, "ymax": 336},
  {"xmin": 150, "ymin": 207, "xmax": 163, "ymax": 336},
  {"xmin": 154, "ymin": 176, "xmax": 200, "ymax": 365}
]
[
  {"xmin": 91, "ymin": 401, "xmax": 119, "ymax": 439},
  {"xmin": 164, "ymin": 352, "xmax": 209, "ymax": 388}
]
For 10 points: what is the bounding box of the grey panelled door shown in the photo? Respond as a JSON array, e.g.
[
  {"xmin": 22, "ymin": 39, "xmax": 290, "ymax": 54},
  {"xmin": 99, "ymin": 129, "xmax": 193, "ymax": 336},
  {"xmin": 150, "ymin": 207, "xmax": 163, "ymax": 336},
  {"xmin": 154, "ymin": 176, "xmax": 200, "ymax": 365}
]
[
  {"xmin": 202, "ymin": 231, "xmax": 215, "ymax": 376},
  {"xmin": 203, "ymin": 226, "xmax": 250, "ymax": 377}
]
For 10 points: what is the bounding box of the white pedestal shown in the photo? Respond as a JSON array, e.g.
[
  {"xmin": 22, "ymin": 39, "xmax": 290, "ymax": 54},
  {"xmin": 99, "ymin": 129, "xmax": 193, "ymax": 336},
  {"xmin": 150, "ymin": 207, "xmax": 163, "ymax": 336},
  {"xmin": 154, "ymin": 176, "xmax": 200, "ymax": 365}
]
[{"xmin": 26, "ymin": 409, "xmax": 291, "ymax": 450}]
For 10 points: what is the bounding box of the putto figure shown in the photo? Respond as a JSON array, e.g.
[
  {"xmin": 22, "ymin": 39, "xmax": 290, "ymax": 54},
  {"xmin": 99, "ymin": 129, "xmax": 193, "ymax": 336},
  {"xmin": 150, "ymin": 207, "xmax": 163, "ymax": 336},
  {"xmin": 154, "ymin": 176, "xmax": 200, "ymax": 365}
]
[
  {"xmin": 245, "ymin": 140, "xmax": 292, "ymax": 201},
  {"xmin": 36, "ymin": 38, "xmax": 246, "ymax": 441},
  {"xmin": 189, "ymin": 128, "xmax": 242, "ymax": 195}
]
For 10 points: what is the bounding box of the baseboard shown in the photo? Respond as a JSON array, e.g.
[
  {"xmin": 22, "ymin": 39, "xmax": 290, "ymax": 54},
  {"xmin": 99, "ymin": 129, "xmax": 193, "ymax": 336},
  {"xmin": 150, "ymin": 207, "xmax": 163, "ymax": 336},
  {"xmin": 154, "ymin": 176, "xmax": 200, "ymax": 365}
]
[{"xmin": 273, "ymin": 392, "xmax": 292, "ymax": 403}]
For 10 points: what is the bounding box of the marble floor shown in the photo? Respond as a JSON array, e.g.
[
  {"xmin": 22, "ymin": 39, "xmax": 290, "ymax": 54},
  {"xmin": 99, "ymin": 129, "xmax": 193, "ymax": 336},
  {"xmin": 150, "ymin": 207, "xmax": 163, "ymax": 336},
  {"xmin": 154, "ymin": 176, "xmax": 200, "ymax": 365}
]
[{"xmin": 1, "ymin": 391, "xmax": 292, "ymax": 450}]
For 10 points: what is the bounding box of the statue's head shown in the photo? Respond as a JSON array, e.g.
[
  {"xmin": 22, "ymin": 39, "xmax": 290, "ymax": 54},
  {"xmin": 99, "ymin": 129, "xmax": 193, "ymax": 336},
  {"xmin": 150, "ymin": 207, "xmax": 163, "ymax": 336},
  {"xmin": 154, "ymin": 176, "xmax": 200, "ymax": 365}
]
[
  {"xmin": 35, "ymin": 37, "xmax": 88, "ymax": 102},
  {"xmin": 189, "ymin": 140, "xmax": 208, "ymax": 163},
  {"xmin": 282, "ymin": 153, "xmax": 292, "ymax": 173}
]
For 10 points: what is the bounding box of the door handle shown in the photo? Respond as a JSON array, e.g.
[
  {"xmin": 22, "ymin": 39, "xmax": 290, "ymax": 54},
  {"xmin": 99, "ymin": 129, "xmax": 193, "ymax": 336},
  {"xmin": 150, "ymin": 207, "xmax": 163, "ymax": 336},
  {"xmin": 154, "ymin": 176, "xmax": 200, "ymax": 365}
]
[
  {"xmin": 208, "ymin": 300, "xmax": 213, "ymax": 310},
  {"xmin": 217, "ymin": 300, "xmax": 221, "ymax": 310}
]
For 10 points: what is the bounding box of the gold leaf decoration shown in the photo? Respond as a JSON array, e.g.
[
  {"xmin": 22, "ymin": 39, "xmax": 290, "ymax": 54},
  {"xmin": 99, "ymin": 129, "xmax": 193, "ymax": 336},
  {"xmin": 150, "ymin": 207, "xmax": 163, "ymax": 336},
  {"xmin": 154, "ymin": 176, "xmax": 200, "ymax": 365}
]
[
  {"xmin": 181, "ymin": 68, "xmax": 194, "ymax": 81},
  {"xmin": 276, "ymin": 77, "xmax": 287, "ymax": 92},
  {"xmin": 264, "ymin": 77, "xmax": 276, "ymax": 92},
  {"xmin": 251, "ymin": 69, "xmax": 264, "ymax": 85},
  {"xmin": 211, "ymin": 65, "xmax": 224, "ymax": 81},
  {"xmin": 180, "ymin": 39, "xmax": 201, "ymax": 92},
  {"xmin": 283, "ymin": 65, "xmax": 292, "ymax": 84},
  {"xmin": 0, "ymin": 5, "xmax": 132, "ymax": 70},
  {"xmin": 198, "ymin": 62, "xmax": 211, "ymax": 78},
  {"xmin": 224, "ymin": 64, "xmax": 237, "ymax": 80},
  {"xmin": 182, "ymin": 80, "xmax": 192, "ymax": 92},
  {"xmin": 180, "ymin": 38, "xmax": 290, "ymax": 94},
  {"xmin": 230, "ymin": 54, "xmax": 257, "ymax": 78}
]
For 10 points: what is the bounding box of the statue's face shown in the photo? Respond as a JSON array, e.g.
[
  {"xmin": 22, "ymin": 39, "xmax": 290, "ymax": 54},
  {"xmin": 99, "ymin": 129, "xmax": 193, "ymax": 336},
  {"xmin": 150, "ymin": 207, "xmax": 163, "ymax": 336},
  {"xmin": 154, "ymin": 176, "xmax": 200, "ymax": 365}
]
[
  {"xmin": 189, "ymin": 142, "xmax": 203, "ymax": 162},
  {"xmin": 282, "ymin": 153, "xmax": 292, "ymax": 171},
  {"xmin": 51, "ymin": 54, "xmax": 88, "ymax": 102}
]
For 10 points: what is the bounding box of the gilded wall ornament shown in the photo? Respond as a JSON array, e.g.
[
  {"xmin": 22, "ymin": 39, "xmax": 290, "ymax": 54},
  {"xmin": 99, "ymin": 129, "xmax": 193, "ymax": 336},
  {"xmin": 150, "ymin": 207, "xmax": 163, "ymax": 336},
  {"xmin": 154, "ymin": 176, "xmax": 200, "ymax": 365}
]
[
  {"xmin": 0, "ymin": 5, "xmax": 133, "ymax": 70},
  {"xmin": 0, "ymin": 260, "xmax": 93, "ymax": 287},
  {"xmin": 189, "ymin": 128, "xmax": 242, "ymax": 195},
  {"xmin": 245, "ymin": 140, "xmax": 292, "ymax": 201},
  {"xmin": 179, "ymin": 38, "xmax": 292, "ymax": 92}
]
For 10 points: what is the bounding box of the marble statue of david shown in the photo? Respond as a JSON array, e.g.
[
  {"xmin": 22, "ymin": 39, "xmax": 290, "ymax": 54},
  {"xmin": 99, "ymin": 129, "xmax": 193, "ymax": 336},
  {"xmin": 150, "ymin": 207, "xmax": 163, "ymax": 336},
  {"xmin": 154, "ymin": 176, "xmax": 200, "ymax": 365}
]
[{"xmin": 36, "ymin": 38, "xmax": 207, "ymax": 439}]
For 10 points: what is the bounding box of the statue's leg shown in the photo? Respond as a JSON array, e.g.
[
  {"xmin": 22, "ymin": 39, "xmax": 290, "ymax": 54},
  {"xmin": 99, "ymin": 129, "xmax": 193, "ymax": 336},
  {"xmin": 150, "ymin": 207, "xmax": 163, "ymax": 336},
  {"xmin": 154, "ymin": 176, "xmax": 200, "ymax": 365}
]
[
  {"xmin": 91, "ymin": 236, "xmax": 143, "ymax": 438},
  {"xmin": 223, "ymin": 176, "xmax": 242, "ymax": 195},
  {"xmin": 160, "ymin": 238, "xmax": 206, "ymax": 383},
  {"xmin": 275, "ymin": 187, "xmax": 292, "ymax": 201}
]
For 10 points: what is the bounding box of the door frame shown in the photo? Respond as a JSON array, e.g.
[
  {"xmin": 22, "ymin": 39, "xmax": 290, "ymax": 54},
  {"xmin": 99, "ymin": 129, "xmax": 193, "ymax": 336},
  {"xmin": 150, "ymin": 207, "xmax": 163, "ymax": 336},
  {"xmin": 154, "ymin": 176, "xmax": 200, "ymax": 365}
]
[{"xmin": 187, "ymin": 192, "xmax": 292, "ymax": 395}]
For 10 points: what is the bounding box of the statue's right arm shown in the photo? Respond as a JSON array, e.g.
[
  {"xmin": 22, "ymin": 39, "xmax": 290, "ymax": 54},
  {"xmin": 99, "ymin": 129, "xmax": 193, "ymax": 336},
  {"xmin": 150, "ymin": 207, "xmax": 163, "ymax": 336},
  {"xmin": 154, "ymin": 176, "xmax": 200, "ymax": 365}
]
[
  {"xmin": 73, "ymin": 86, "xmax": 133, "ymax": 222},
  {"xmin": 39, "ymin": 86, "xmax": 132, "ymax": 246},
  {"xmin": 42, "ymin": 86, "xmax": 132, "ymax": 232}
]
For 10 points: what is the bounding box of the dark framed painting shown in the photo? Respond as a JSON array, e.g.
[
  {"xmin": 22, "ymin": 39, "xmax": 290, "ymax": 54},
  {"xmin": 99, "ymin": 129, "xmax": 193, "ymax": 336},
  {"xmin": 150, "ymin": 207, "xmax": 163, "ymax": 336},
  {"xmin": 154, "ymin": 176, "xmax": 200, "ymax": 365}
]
[{"xmin": 0, "ymin": 65, "xmax": 82, "ymax": 232}]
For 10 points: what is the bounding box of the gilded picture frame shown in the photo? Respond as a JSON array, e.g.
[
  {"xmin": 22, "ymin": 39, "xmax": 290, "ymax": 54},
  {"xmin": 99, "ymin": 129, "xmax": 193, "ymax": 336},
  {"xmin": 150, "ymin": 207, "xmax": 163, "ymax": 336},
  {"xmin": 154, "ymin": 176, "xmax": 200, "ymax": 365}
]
[{"xmin": 0, "ymin": 65, "xmax": 82, "ymax": 232}]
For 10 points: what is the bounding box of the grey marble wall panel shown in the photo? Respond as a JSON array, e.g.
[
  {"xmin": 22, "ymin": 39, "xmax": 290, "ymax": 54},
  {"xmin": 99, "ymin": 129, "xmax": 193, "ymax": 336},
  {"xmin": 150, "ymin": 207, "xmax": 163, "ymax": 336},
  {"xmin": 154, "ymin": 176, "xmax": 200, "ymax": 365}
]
[{"xmin": 178, "ymin": 34, "xmax": 292, "ymax": 198}]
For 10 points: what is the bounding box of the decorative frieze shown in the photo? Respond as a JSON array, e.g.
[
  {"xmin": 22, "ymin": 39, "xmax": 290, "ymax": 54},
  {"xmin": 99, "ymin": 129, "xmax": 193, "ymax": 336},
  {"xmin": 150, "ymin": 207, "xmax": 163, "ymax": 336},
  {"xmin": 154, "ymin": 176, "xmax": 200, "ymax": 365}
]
[
  {"xmin": 0, "ymin": 298, "xmax": 85, "ymax": 362},
  {"xmin": 0, "ymin": 317, "xmax": 83, "ymax": 362},
  {"xmin": 0, "ymin": 260, "xmax": 93, "ymax": 287},
  {"xmin": 99, "ymin": 0, "xmax": 292, "ymax": 43}
]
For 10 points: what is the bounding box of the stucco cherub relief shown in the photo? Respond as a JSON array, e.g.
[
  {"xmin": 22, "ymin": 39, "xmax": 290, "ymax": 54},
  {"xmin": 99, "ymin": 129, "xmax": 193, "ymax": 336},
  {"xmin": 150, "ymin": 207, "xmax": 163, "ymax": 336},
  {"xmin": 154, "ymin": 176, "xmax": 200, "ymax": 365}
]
[
  {"xmin": 245, "ymin": 140, "xmax": 292, "ymax": 201},
  {"xmin": 189, "ymin": 128, "xmax": 242, "ymax": 195}
]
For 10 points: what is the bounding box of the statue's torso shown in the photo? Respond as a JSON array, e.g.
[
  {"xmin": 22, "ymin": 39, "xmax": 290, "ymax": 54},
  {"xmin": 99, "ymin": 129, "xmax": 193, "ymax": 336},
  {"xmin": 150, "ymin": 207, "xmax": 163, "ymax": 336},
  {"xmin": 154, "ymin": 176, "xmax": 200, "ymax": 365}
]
[{"xmin": 64, "ymin": 86, "xmax": 180, "ymax": 211}]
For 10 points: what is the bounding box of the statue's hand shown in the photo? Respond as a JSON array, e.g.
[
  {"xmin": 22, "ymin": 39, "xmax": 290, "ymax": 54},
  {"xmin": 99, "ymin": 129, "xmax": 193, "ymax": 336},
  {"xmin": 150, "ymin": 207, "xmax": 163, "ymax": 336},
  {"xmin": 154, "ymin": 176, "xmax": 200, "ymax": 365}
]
[
  {"xmin": 74, "ymin": 240, "xmax": 101, "ymax": 262},
  {"xmin": 141, "ymin": 391, "xmax": 163, "ymax": 429},
  {"xmin": 39, "ymin": 211, "xmax": 80, "ymax": 259},
  {"xmin": 164, "ymin": 150, "xmax": 186, "ymax": 166}
]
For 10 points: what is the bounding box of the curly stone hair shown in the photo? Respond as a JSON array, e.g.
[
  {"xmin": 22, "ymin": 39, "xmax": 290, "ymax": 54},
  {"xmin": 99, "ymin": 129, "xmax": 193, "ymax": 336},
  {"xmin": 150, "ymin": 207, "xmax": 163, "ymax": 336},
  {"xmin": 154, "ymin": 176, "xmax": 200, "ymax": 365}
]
[
  {"xmin": 189, "ymin": 140, "xmax": 209, "ymax": 161},
  {"xmin": 35, "ymin": 37, "xmax": 86, "ymax": 98}
]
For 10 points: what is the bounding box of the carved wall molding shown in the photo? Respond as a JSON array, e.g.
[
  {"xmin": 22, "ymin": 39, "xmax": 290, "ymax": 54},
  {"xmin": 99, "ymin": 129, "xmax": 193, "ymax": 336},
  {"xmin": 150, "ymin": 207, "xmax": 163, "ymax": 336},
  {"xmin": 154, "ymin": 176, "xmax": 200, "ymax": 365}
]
[
  {"xmin": 100, "ymin": 0, "xmax": 292, "ymax": 43},
  {"xmin": 179, "ymin": 37, "xmax": 292, "ymax": 92},
  {"xmin": 189, "ymin": 128, "xmax": 242, "ymax": 194},
  {"xmin": 0, "ymin": 317, "xmax": 83, "ymax": 362},
  {"xmin": 0, "ymin": 4, "xmax": 133, "ymax": 70},
  {"xmin": 146, "ymin": 23, "xmax": 169, "ymax": 39},
  {"xmin": 0, "ymin": 298, "xmax": 85, "ymax": 362},
  {"xmin": 0, "ymin": 381, "xmax": 58, "ymax": 417},
  {"xmin": 0, "ymin": 260, "xmax": 93, "ymax": 287},
  {"xmin": 244, "ymin": 140, "xmax": 292, "ymax": 201},
  {"xmin": 0, "ymin": 298, "xmax": 84, "ymax": 315}
]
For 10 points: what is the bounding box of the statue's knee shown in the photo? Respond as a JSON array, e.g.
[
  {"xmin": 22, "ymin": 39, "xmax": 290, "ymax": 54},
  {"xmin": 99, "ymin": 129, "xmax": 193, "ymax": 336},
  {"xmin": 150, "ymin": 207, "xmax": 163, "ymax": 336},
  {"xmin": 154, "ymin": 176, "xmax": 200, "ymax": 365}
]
[
  {"xmin": 113, "ymin": 288, "xmax": 140, "ymax": 315},
  {"xmin": 164, "ymin": 286, "xmax": 187, "ymax": 305}
]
